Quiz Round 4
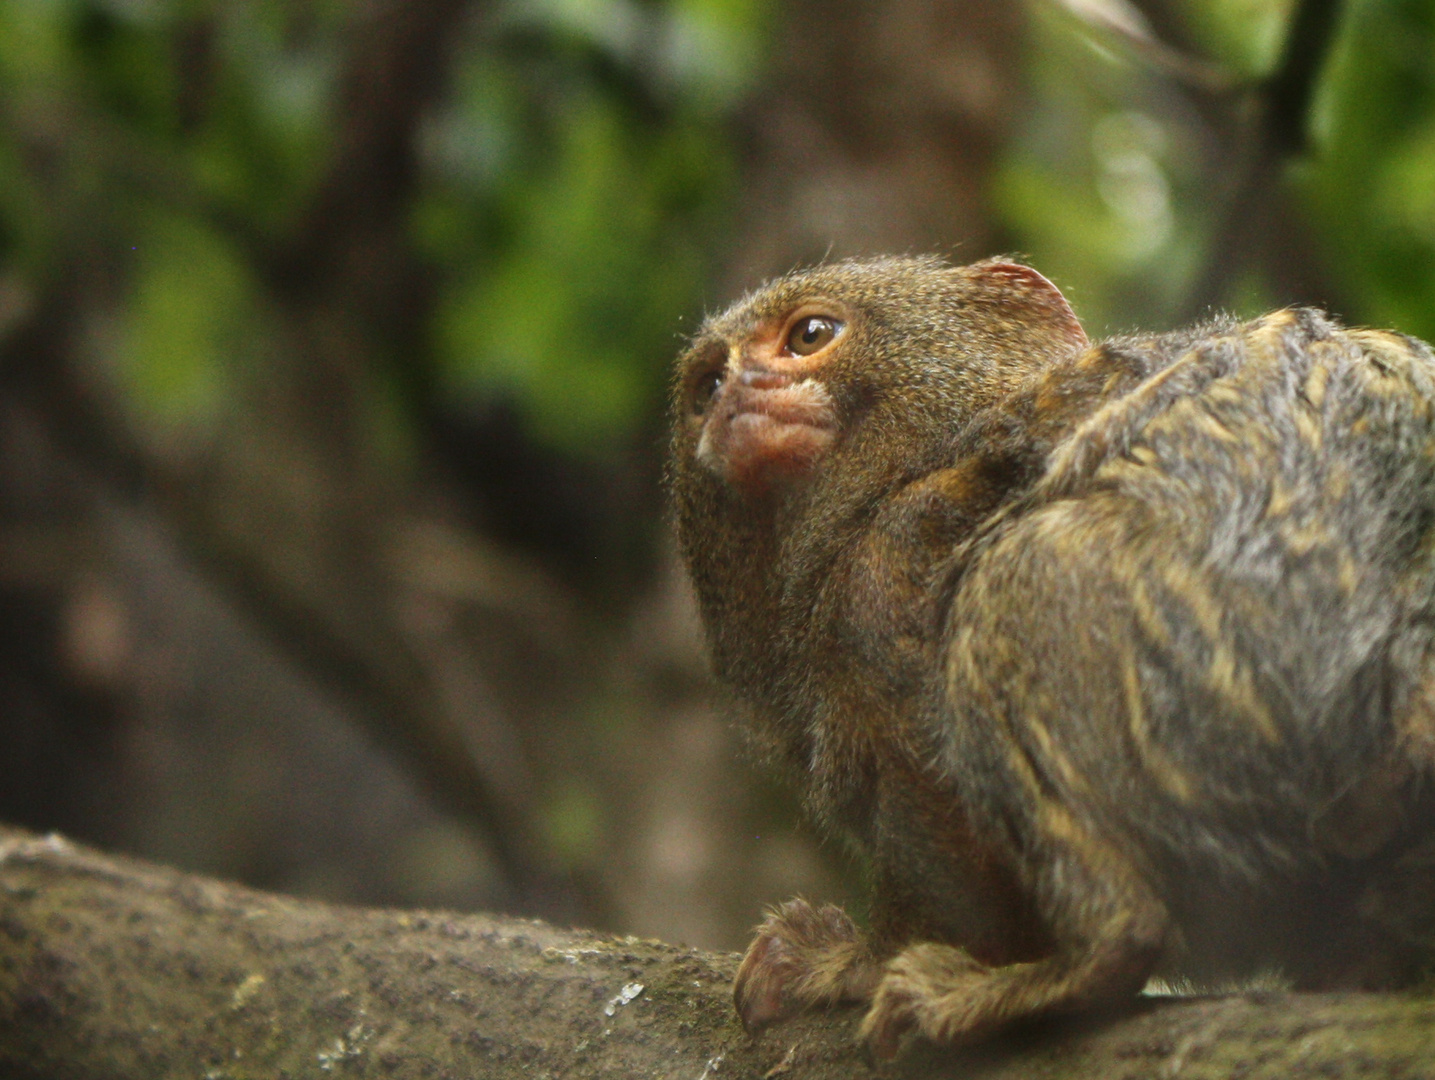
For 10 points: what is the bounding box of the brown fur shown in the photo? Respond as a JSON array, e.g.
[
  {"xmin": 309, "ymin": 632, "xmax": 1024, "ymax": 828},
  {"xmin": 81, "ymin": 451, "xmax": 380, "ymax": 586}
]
[{"xmin": 668, "ymin": 256, "xmax": 1435, "ymax": 1055}]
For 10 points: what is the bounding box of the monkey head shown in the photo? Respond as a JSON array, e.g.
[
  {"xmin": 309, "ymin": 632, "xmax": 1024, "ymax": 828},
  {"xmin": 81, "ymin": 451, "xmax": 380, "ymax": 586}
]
[{"xmin": 670, "ymin": 256, "xmax": 1087, "ymax": 512}]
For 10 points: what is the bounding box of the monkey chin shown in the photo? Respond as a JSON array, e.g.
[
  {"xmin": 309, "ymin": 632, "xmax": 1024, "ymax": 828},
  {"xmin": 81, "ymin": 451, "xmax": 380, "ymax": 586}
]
[{"xmin": 697, "ymin": 391, "xmax": 837, "ymax": 495}]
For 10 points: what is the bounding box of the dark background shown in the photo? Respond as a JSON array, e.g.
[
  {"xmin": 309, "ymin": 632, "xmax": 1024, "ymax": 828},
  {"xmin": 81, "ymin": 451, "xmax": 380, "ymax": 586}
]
[{"xmin": 0, "ymin": 0, "xmax": 1430, "ymax": 950}]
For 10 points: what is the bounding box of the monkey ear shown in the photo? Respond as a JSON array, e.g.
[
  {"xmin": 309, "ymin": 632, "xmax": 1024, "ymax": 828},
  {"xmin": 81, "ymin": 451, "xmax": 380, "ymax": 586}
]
[{"xmin": 968, "ymin": 260, "xmax": 1088, "ymax": 351}]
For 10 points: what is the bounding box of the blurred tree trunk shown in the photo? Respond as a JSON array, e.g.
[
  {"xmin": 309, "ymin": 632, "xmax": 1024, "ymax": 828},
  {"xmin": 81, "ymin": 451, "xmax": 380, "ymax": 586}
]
[{"xmin": 722, "ymin": 0, "xmax": 1026, "ymax": 286}]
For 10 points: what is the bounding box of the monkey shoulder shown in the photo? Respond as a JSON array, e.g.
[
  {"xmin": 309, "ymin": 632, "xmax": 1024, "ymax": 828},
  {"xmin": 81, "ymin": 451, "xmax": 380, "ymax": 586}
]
[{"xmin": 999, "ymin": 308, "xmax": 1435, "ymax": 550}]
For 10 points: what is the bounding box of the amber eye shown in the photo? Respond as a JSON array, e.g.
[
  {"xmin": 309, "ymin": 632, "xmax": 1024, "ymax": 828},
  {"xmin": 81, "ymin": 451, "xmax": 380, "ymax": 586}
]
[
  {"xmin": 785, "ymin": 315, "xmax": 843, "ymax": 356},
  {"xmin": 692, "ymin": 368, "xmax": 724, "ymax": 413}
]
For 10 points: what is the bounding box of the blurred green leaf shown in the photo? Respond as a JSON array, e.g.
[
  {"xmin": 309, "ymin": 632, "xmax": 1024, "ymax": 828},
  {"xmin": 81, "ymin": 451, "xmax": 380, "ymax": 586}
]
[
  {"xmin": 436, "ymin": 104, "xmax": 719, "ymax": 449},
  {"xmin": 1001, "ymin": 0, "xmax": 1435, "ymax": 340},
  {"xmin": 1301, "ymin": 0, "xmax": 1435, "ymax": 337},
  {"xmin": 995, "ymin": 3, "xmax": 1212, "ymax": 331},
  {"xmin": 1177, "ymin": 0, "xmax": 1298, "ymax": 77},
  {"xmin": 541, "ymin": 780, "xmax": 605, "ymax": 868},
  {"xmin": 117, "ymin": 211, "xmax": 252, "ymax": 441},
  {"xmin": 420, "ymin": 0, "xmax": 745, "ymax": 456}
]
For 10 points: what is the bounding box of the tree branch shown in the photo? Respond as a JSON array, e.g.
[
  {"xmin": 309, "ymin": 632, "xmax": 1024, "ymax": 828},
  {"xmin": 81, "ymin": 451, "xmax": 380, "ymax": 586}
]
[
  {"xmin": 1262, "ymin": 0, "xmax": 1342, "ymax": 157},
  {"xmin": 4, "ymin": 825, "xmax": 1435, "ymax": 1079},
  {"xmin": 1177, "ymin": 0, "xmax": 1348, "ymax": 319}
]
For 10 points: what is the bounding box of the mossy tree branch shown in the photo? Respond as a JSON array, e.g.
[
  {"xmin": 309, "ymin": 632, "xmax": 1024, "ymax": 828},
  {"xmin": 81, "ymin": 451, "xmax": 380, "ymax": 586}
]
[{"xmin": 2, "ymin": 824, "xmax": 1434, "ymax": 1079}]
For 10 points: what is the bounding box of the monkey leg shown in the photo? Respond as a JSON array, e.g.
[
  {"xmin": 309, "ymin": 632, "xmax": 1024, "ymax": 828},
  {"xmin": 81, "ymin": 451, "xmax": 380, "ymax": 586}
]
[
  {"xmin": 859, "ymin": 833, "xmax": 1168, "ymax": 1057},
  {"xmin": 734, "ymin": 898, "xmax": 886, "ymax": 1032}
]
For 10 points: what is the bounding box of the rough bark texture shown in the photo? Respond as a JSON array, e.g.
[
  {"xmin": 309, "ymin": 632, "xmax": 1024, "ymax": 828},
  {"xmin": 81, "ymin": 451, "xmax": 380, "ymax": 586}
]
[{"xmin": 3, "ymin": 825, "xmax": 1435, "ymax": 1079}]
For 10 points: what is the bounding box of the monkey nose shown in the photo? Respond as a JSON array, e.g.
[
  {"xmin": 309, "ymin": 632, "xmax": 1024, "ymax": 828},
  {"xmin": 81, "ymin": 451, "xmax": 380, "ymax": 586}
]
[{"xmin": 740, "ymin": 368, "xmax": 793, "ymax": 390}]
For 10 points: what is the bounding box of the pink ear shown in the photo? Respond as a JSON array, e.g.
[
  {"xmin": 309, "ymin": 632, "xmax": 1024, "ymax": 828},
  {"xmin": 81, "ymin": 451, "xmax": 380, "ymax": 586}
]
[{"xmin": 969, "ymin": 260, "xmax": 1088, "ymax": 350}]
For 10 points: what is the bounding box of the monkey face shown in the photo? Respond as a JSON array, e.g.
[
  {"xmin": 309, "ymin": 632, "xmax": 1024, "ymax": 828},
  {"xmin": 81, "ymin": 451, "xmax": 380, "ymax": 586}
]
[{"xmin": 682, "ymin": 302, "xmax": 849, "ymax": 495}]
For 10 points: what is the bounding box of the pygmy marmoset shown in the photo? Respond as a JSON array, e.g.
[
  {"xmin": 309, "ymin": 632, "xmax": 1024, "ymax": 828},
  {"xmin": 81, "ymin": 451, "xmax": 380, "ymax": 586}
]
[{"xmin": 668, "ymin": 255, "xmax": 1435, "ymax": 1056}]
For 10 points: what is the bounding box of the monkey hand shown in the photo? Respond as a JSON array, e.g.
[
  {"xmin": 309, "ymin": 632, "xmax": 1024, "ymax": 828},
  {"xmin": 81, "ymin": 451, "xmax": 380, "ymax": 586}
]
[{"xmin": 733, "ymin": 898, "xmax": 883, "ymax": 1033}]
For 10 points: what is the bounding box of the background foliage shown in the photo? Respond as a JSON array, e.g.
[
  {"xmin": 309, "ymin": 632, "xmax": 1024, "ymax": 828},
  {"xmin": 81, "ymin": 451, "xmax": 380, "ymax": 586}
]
[{"xmin": 0, "ymin": 0, "xmax": 1429, "ymax": 950}]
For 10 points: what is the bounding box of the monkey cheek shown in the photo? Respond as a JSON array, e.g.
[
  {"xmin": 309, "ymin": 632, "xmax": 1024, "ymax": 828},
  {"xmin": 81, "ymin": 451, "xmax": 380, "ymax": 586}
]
[{"xmin": 698, "ymin": 412, "xmax": 837, "ymax": 494}]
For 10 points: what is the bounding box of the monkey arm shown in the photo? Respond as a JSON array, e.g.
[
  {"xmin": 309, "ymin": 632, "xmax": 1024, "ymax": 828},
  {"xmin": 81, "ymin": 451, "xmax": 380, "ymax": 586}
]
[{"xmin": 858, "ymin": 835, "xmax": 1168, "ymax": 1058}]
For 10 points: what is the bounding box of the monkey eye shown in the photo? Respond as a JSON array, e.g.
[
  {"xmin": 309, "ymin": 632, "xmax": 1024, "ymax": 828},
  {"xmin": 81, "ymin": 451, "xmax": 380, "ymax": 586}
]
[
  {"xmin": 691, "ymin": 368, "xmax": 724, "ymax": 413},
  {"xmin": 785, "ymin": 315, "xmax": 843, "ymax": 356}
]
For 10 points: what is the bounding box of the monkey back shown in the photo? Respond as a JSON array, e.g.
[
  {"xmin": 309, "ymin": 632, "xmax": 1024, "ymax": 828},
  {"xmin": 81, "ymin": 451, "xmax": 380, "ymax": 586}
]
[{"xmin": 942, "ymin": 307, "xmax": 1435, "ymax": 986}]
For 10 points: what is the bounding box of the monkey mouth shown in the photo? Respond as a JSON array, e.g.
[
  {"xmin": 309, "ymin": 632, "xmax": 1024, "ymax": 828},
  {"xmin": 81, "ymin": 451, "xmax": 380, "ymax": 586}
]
[{"xmin": 698, "ymin": 383, "xmax": 838, "ymax": 490}]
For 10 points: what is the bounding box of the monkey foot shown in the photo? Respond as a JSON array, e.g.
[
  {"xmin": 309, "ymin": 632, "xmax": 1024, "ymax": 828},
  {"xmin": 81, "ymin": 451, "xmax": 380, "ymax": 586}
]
[{"xmin": 858, "ymin": 943, "xmax": 994, "ymax": 1059}]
